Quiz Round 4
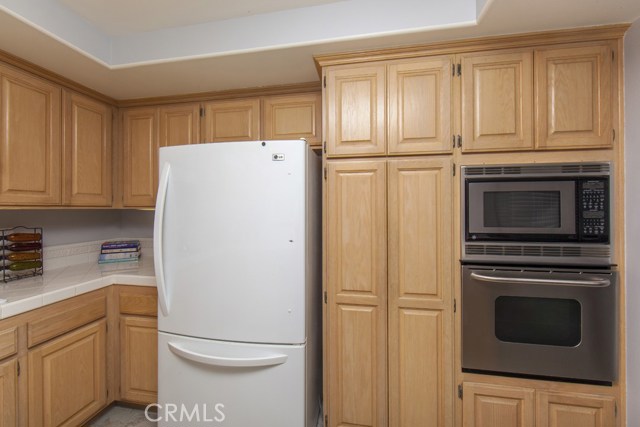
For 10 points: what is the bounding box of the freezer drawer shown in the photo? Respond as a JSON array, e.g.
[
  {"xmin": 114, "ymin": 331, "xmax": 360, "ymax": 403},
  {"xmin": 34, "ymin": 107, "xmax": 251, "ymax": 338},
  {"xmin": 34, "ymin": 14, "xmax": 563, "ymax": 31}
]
[{"xmin": 157, "ymin": 332, "xmax": 310, "ymax": 426}]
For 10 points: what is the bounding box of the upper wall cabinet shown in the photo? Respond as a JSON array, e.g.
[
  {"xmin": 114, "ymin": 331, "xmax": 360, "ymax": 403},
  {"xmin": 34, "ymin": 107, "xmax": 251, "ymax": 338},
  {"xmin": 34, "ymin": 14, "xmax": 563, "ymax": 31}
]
[
  {"xmin": 62, "ymin": 91, "xmax": 113, "ymax": 206},
  {"xmin": 202, "ymin": 98, "xmax": 260, "ymax": 142},
  {"xmin": 122, "ymin": 107, "xmax": 159, "ymax": 207},
  {"xmin": 535, "ymin": 42, "xmax": 613, "ymax": 150},
  {"xmin": 159, "ymin": 103, "xmax": 200, "ymax": 148},
  {"xmin": 262, "ymin": 93, "xmax": 322, "ymax": 147},
  {"xmin": 460, "ymin": 50, "xmax": 534, "ymax": 152},
  {"xmin": 0, "ymin": 65, "xmax": 61, "ymax": 205}
]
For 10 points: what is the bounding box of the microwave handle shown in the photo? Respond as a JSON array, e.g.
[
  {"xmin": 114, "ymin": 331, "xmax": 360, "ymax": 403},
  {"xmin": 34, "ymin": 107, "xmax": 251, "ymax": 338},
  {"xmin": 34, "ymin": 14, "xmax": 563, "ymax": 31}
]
[{"xmin": 470, "ymin": 272, "xmax": 610, "ymax": 287}]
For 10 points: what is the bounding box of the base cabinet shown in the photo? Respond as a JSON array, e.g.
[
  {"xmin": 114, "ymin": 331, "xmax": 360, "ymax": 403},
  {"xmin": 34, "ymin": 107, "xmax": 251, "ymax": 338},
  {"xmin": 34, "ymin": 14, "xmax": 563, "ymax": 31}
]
[
  {"xmin": 537, "ymin": 391, "xmax": 615, "ymax": 427},
  {"xmin": 120, "ymin": 316, "xmax": 158, "ymax": 404},
  {"xmin": 0, "ymin": 358, "xmax": 17, "ymax": 427}
]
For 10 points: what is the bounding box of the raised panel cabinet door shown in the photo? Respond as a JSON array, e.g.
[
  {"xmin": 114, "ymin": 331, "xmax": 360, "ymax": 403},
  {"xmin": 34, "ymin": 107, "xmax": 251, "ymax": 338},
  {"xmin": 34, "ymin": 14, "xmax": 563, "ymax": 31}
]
[
  {"xmin": 0, "ymin": 359, "xmax": 17, "ymax": 427},
  {"xmin": 120, "ymin": 316, "xmax": 158, "ymax": 405},
  {"xmin": 159, "ymin": 103, "xmax": 200, "ymax": 147},
  {"xmin": 324, "ymin": 65, "xmax": 386, "ymax": 156},
  {"xmin": 388, "ymin": 58, "xmax": 453, "ymax": 154},
  {"xmin": 462, "ymin": 383, "xmax": 535, "ymax": 427},
  {"xmin": 460, "ymin": 50, "xmax": 534, "ymax": 152},
  {"xmin": 28, "ymin": 319, "xmax": 107, "ymax": 427},
  {"xmin": 202, "ymin": 98, "xmax": 260, "ymax": 142},
  {"xmin": 387, "ymin": 158, "xmax": 453, "ymax": 427},
  {"xmin": 537, "ymin": 391, "xmax": 615, "ymax": 427},
  {"xmin": 326, "ymin": 160, "xmax": 387, "ymax": 427},
  {"xmin": 122, "ymin": 107, "xmax": 159, "ymax": 207},
  {"xmin": 62, "ymin": 91, "xmax": 112, "ymax": 206},
  {"xmin": 262, "ymin": 93, "xmax": 322, "ymax": 146},
  {"xmin": 0, "ymin": 66, "xmax": 61, "ymax": 205},
  {"xmin": 535, "ymin": 43, "xmax": 613, "ymax": 149}
]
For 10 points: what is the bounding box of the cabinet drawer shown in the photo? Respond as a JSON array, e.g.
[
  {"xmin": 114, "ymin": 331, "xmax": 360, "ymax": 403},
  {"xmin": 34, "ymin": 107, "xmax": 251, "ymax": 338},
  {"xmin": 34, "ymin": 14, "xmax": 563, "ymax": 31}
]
[
  {"xmin": 0, "ymin": 326, "xmax": 17, "ymax": 360},
  {"xmin": 27, "ymin": 291, "xmax": 106, "ymax": 348},
  {"xmin": 119, "ymin": 287, "xmax": 158, "ymax": 317}
]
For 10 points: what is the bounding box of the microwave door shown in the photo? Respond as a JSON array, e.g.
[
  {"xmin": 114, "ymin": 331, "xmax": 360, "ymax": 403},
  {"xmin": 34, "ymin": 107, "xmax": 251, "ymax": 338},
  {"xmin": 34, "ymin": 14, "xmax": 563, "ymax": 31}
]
[{"xmin": 466, "ymin": 181, "xmax": 576, "ymax": 237}]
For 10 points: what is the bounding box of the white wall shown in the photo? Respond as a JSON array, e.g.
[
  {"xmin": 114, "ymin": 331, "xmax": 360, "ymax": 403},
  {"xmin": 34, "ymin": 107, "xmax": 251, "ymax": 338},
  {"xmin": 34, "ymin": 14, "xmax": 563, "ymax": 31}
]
[
  {"xmin": 0, "ymin": 209, "xmax": 154, "ymax": 247},
  {"xmin": 625, "ymin": 17, "xmax": 640, "ymax": 425}
]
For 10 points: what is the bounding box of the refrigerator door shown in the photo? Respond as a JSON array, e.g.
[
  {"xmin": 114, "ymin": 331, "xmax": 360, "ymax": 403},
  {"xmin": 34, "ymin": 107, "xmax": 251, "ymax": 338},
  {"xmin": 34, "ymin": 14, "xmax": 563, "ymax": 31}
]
[
  {"xmin": 155, "ymin": 140, "xmax": 308, "ymax": 344},
  {"xmin": 157, "ymin": 332, "xmax": 307, "ymax": 426}
]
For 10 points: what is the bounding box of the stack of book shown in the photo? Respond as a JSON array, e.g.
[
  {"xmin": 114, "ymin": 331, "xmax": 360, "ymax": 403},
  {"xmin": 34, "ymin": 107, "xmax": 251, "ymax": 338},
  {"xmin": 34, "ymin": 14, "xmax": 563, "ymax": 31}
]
[{"xmin": 98, "ymin": 240, "xmax": 141, "ymax": 264}]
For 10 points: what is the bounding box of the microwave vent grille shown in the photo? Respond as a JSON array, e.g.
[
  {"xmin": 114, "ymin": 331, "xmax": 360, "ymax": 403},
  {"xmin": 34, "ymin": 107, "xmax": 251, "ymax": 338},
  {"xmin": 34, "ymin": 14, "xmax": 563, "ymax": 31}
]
[
  {"xmin": 465, "ymin": 244, "xmax": 611, "ymax": 259},
  {"xmin": 464, "ymin": 163, "xmax": 610, "ymax": 177}
]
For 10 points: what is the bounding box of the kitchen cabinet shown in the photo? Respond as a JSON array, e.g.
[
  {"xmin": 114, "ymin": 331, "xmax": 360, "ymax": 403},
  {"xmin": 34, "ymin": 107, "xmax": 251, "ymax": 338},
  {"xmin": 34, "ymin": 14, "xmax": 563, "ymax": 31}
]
[
  {"xmin": 535, "ymin": 42, "xmax": 613, "ymax": 150},
  {"xmin": 0, "ymin": 358, "xmax": 17, "ymax": 427},
  {"xmin": 262, "ymin": 93, "xmax": 322, "ymax": 146},
  {"xmin": 159, "ymin": 103, "xmax": 201, "ymax": 147},
  {"xmin": 202, "ymin": 98, "xmax": 260, "ymax": 142},
  {"xmin": 62, "ymin": 91, "xmax": 113, "ymax": 206},
  {"xmin": 0, "ymin": 64, "xmax": 61, "ymax": 205},
  {"xmin": 460, "ymin": 49, "xmax": 534, "ymax": 152},
  {"xmin": 122, "ymin": 107, "xmax": 159, "ymax": 207},
  {"xmin": 463, "ymin": 382, "xmax": 535, "ymax": 427},
  {"xmin": 536, "ymin": 391, "xmax": 615, "ymax": 427},
  {"xmin": 28, "ymin": 319, "xmax": 107, "ymax": 427},
  {"xmin": 119, "ymin": 286, "xmax": 158, "ymax": 405}
]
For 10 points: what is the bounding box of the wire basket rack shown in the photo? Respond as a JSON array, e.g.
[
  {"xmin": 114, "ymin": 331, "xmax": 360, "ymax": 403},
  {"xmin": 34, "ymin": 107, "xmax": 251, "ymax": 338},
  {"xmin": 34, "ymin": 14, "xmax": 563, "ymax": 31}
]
[{"xmin": 1, "ymin": 226, "xmax": 43, "ymax": 283}]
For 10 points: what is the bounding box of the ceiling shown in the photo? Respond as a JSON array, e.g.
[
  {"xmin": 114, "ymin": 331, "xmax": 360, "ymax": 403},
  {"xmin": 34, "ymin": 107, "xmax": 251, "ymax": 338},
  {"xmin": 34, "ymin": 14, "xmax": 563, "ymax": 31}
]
[{"xmin": 0, "ymin": 0, "xmax": 638, "ymax": 100}]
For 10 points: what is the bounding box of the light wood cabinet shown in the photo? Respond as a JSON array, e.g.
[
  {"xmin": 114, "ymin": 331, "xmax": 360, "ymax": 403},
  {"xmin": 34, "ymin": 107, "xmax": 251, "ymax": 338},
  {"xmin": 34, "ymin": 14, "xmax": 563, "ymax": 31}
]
[
  {"xmin": 122, "ymin": 107, "xmax": 159, "ymax": 207},
  {"xmin": 460, "ymin": 49, "xmax": 534, "ymax": 152},
  {"xmin": 0, "ymin": 358, "xmax": 17, "ymax": 427},
  {"xmin": 159, "ymin": 103, "xmax": 200, "ymax": 147},
  {"xmin": 326, "ymin": 160, "xmax": 387, "ymax": 427},
  {"xmin": 0, "ymin": 65, "xmax": 61, "ymax": 205},
  {"xmin": 120, "ymin": 316, "xmax": 158, "ymax": 405},
  {"xmin": 262, "ymin": 93, "xmax": 322, "ymax": 146},
  {"xmin": 325, "ymin": 65, "xmax": 387, "ymax": 156},
  {"xmin": 463, "ymin": 382, "xmax": 535, "ymax": 427},
  {"xmin": 387, "ymin": 158, "xmax": 453, "ymax": 427},
  {"xmin": 202, "ymin": 98, "xmax": 260, "ymax": 142},
  {"xmin": 388, "ymin": 58, "xmax": 453, "ymax": 154},
  {"xmin": 535, "ymin": 43, "xmax": 613, "ymax": 149},
  {"xmin": 28, "ymin": 319, "xmax": 107, "ymax": 427},
  {"xmin": 537, "ymin": 391, "xmax": 615, "ymax": 427},
  {"xmin": 62, "ymin": 91, "xmax": 112, "ymax": 206}
]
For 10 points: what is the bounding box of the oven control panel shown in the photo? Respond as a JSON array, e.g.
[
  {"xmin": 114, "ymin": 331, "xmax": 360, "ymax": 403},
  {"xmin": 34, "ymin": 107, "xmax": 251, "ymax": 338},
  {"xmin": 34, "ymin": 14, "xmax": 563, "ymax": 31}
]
[{"xmin": 579, "ymin": 179, "xmax": 609, "ymax": 241}]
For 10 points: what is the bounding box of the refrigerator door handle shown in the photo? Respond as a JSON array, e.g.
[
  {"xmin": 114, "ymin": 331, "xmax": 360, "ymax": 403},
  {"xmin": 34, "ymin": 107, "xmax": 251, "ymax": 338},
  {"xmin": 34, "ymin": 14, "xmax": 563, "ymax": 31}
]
[
  {"xmin": 168, "ymin": 342, "xmax": 288, "ymax": 367},
  {"xmin": 154, "ymin": 162, "xmax": 171, "ymax": 316}
]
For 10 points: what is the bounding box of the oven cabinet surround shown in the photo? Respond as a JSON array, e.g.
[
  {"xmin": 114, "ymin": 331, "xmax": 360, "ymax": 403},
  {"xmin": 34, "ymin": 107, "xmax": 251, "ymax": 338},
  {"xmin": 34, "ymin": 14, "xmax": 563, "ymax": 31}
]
[
  {"xmin": 320, "ymin": 39, "xmax": 617, "ymax": 157},
  {"xmin": 462, "ymin": 382, "xmax": 616, "ymax": 427},
  {"xmin": 325, "ymin": 157, "xmax": 453, "ymax": 427}
]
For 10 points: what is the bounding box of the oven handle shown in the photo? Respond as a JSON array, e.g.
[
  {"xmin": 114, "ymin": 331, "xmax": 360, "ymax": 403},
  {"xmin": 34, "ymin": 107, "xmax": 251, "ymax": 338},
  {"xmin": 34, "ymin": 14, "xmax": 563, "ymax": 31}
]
[{"xmin": 470, "ymin": 272, "xmax": 610, "ymax": 287}]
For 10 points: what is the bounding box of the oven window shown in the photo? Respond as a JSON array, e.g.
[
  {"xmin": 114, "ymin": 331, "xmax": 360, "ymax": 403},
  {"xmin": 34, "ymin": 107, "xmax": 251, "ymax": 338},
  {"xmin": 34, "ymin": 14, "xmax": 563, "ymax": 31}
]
[
  {"xmin": 495, "ymin": 296, "xmax": 581, "ymax": 346},
  {"xmin": 484, "ymin": 191, "xmax": 561, "ymax": 228}
]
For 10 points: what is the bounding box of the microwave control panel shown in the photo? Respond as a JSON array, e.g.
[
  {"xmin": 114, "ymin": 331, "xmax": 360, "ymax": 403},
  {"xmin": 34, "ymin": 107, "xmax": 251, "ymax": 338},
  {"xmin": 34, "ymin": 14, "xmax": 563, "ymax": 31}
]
[{"xmin": 578, "ymin": 179, "xmax": 609, "ymax": 241}]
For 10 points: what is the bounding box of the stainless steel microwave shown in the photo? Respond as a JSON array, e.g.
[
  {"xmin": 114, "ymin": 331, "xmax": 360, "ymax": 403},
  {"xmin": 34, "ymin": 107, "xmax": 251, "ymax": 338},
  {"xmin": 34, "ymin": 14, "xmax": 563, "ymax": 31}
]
[{"xmin": 461, "ymin": 162, "xmax": 613, "ymax": 266}]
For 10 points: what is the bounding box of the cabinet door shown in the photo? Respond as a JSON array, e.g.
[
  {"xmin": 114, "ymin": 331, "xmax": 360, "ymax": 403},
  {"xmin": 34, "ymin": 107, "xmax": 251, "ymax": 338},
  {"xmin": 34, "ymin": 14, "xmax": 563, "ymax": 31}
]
[
  {"xmin": 159, "ymin": 103, "xmax": 200, "ymax": 147},
  {"xmin": 202, "ymin": 98, "xmax": 260, "ymax": 142},
  {"xmin": 460, "ymin": 50, "xmax": 534, "ymax": 152},
  {"xmin": 326, "ymin": 160, "xmax": 387, "ymax": 427},
  {"xmin": 28, "ymin": 320, "xmax": 107, "ymax": 427},
  {"xmin": 537, "ymin": 391, "xmax": 615, "ymax": 427},
  {"xmin": 262, "ymin": 93, "xmax": 322, "ymax": 146},
  {"xmin": 0, "ymin": 358, "xmax": 17, "ymax": 427},
  {"xmin": 535, "ymin": 43, "xmax": 613, "ymax": 149},
  {"xmin": 388, "ymin": 58, "xmax": 453, "ymax": 154},
  {"xmin": 122, "ymin": 107, "xmax": 158, "ymax": 207},
  {"xmin": 120, "ymin": 316, "xmax": 158, "ymax": 405},
  {"xmin": 388, "ymin": 158, "xmax": 453, "ymax": 427},
  {"xmin": 62, "ymin": 92, "xmax": 112, "ymax": 206},
  {"xmin": 0, "ymin": 66, "xmax": 61, "ymax": 205},
  {"xmin": 325, "ymin": 65, "xmax": 386, "ymax": 156},
  {"xmin": 463, "ymin": 383, "xmax": 535, "ymax": 427}
]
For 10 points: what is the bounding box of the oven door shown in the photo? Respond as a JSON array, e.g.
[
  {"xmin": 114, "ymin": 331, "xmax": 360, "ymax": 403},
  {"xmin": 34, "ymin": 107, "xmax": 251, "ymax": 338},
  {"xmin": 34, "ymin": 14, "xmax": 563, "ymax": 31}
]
[
  {"xmin": 462, "ymin": 265, "xmax": 618, "ymax": 383},
  {"xmin": 465, "ymin": 180, "xmax": 577, "ymax": 241}
]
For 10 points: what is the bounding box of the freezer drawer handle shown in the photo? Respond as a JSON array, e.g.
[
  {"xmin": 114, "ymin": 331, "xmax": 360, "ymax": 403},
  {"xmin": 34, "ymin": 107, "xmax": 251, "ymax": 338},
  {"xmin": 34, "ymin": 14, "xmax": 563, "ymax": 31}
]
[
  {"xmin": 168, "ymin": 342, "xmax": 288, "ymax": 367},
  {"xmin": 154, "ymin": 162, "xmax": 171, "ymax": 316},
  {"xmin": 470, "ymin": 271, "xmax": 610, "ymax": 287}
]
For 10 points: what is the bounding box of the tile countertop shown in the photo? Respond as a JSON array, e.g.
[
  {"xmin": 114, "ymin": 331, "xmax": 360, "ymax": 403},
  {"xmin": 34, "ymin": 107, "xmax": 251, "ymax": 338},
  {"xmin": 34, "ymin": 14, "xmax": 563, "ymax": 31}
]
[{"xmin": 0, "ymin": 240, "xmax": 156, "ymax": 320}]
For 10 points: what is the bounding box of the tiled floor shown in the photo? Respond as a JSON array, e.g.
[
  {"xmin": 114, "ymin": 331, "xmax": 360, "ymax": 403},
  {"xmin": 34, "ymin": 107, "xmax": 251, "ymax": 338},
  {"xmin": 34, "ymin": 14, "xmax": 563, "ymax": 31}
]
[{"xmin": 85, "ymin": 405, "xmax": 156, "ymax": 427}]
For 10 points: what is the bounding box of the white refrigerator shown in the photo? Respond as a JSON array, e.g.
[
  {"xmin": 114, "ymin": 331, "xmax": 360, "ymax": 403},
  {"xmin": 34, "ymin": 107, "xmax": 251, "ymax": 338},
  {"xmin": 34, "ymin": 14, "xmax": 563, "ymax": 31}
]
[{"xmin": 153, "ymin": 140, "xmax": 321, "ymax": 426}]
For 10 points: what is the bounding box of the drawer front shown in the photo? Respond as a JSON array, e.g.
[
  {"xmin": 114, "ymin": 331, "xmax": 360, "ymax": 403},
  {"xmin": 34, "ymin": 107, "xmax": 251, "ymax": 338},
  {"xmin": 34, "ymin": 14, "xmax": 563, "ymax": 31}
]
[
  {"xmin": 119, "ymin": 287, "xmax": 158, "ymax": 317},
  {"xmin": 0, "ymin": 327, "xmax": 17, "ymax": 360},
  {"xmin": 27, "ymin": 291, "xmax": 107, "ymax": 348}
]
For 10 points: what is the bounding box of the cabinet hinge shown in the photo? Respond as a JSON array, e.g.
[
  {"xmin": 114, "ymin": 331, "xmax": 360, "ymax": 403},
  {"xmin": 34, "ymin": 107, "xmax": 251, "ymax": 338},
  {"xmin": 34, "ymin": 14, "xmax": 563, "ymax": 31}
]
[
  {"xmin": 452, "ymin": 163, "xmax": 456, "ymax": 176},
  {"xmin": 615, "ymin": 402, "xmax": 618, "ymax": 417},
  {"xmin": 323, "ymin": 76, "xmax": 327, "ymax": 88},
  {"xmin": 324, "ymin": 167, "xmax": 327, "ymax": 180},
  {"xmin": 323, "ymin": 141, "xmax": 327, "ymax": 154},
  {"xmin": 613, "ymin": 129, "xmax": 616, "ymax": 141},
  {"xmin": 457, "ymin": 63, "xmax": 462, "ymax": 76},
  {"xmin": 200, "ymin": 107, "xmax": 205, "ymax": 117},
  {"xmin": 454, "ymin": 298, "xmax": 457, "ymax": 313},
  {"xmin": 457, "ymin": 135, "xmax": 462, "ymax": 148},
  {"xmin": 452, "ymin": 64, "xmax": 456, "ymax": 76},
  {"xmin": 452, "ymin": 134, "xmax": 456, "ymax": 148},
  {"xmin": 458, "ymin": 384, "xmax": 463, "ymax": 399},
  {"xmin": 324, "ymin": 415, "xmax": 328, "ymax": 427},
  {"xmin": 17, "ymin": 361, "xmax": 20, "ymax": 377},
  {"xmin": 324, "ymin": 291, "xmax": 327, "ymax": 304},
  {"xmin": 612, "ymin": 50, "xmax": 615, "ymax": 61}
]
